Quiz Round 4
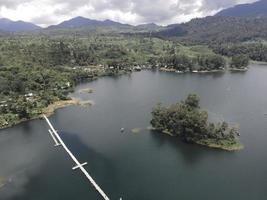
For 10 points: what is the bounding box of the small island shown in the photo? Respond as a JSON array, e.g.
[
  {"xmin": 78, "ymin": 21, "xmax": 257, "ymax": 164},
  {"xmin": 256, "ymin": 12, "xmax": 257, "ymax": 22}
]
[{"xmin": 150, "ymin": 94, "xmax": 243, "ymax": 151}]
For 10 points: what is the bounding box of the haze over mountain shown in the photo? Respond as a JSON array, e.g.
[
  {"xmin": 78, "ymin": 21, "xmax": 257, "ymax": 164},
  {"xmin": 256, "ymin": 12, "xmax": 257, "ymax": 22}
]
[
  {"xmin": 0, "ymin": 15, "xmax": 162, "ymax": 33},
  {"xmin": 0, "ymin": 18, "xmax": 41, "ymax": 32},
  {"xmin": 135, "ymin": 23, "xmax": 161, "ymax": 29},
  {"xmin": 47, "ymin": 16, "xmax": 131, "ymax": 29},
  {"xmin": 45, "ymin": 16, "xmax": 163, "ymax": 33},
  {"xmin": 216, "ymin": 0, "xmax": 267, "ymax": 17}
]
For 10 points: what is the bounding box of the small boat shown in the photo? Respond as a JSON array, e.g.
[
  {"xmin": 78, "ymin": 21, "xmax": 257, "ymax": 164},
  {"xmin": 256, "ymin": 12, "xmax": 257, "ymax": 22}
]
[{"xmin": 120, "ymin": 128, "xmax": 125, "ymax": 133}]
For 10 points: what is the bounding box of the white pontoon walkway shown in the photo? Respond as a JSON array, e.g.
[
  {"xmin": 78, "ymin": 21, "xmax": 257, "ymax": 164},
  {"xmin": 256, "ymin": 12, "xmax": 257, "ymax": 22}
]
[{"xmin": 43, "ymin": 115, "xmax": 111, "ymax": 200}]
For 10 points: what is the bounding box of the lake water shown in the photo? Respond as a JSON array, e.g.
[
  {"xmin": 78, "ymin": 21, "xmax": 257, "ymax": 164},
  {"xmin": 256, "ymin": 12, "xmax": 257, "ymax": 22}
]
[{"xmin": 1, "ymin": 64, "xmax": 267, "ymax": 200}]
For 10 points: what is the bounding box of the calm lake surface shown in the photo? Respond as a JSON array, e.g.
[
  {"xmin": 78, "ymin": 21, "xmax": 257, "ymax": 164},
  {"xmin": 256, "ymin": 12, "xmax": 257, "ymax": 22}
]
[{"xmin": 1, "ymin": 64, "xmax": 267, "ymax": 200}]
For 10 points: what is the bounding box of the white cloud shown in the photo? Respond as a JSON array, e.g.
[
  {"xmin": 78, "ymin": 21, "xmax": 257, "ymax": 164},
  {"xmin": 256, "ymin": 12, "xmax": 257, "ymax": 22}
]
[{"xmin": 0, "ymin": 0, "xmax": 259, "ymax": 27}]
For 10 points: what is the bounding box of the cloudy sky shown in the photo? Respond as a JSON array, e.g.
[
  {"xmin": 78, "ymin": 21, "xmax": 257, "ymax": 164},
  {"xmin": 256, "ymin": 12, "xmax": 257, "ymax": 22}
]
[{"xmin": 0, "ymin": 0, "xmax": 258, "ymax": 27}]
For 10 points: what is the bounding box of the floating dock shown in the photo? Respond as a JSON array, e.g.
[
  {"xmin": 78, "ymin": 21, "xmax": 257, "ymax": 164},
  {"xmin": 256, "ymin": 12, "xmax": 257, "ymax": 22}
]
[{"xmin": 43, "ymin": 115, "xmax": 110, "ymax": 200}]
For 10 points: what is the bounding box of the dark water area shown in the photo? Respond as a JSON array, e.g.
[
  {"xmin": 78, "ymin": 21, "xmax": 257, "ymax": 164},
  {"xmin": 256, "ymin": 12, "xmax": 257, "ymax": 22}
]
[{"xmin": 1, "ymin": 64, "xmax": 267, "ymax": 200}]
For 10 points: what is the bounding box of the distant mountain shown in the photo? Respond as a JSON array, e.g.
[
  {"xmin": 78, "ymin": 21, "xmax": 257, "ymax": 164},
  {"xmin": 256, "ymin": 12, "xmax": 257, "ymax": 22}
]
[
  {"xmin": 154, "ymin": 16, "xmax": 267, "ymax": 44},
  {"xmin": 48, "ymin": 16, "xmax": 131, "ymax": 29},
  {"xmin": 0, "ymin": 18, "xmax": 41, "ymax": 32},
  {"xmin": 216, "ymin": 0, "xmax": 267, "ymax": 17},
  {"xmin": 153, "ymin": 24, "xmax": 187, "ymax": 38},
  {"xmin": 135, "ymin": 23, "xmax": 161, "ymax": 29}
]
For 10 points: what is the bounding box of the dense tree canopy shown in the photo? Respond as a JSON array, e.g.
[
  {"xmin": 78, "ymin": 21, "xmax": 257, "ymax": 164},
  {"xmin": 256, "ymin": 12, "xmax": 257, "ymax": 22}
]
[
  {"xmin": 213, "ymin": 42, "xmax": 267, "ymax": 62},
  {"xmin": 151, "ymin": 94, "xmax": 242, "ymax": 150},
  {"xmin": 156, "ymin": 16, "xmax": 267, "ymax": 45},
  {"xmin": 230, "ymin": 55, "xmax": 250, "ymax": 69},
  {"xmin": 159, "ymin": 53, "xmax": 226, "ymax": 71}
]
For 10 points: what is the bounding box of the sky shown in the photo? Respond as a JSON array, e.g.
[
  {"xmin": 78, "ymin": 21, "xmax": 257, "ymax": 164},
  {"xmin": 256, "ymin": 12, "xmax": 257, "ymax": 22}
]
[{"xmin": 0, "ymin": 0, "xmax": 259, "ymax": 27}]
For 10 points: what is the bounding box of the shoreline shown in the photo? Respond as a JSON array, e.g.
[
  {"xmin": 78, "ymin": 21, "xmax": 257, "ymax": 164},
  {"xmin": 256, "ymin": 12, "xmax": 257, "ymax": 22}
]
[
  {"xmin": 250, "ymin": 60, "xmax": 267, "ymax": 65},
  {"xmin": 228, "ymin": 67, "xmax": 248, "ymax": 72},
  {"xmin": 0, "ymin": 98, "xmax": 87, "ymax": 131},
  {"xmin": 159, "ymin": 68, "xmax": 228, "ymax": 74},
  {"xmin": 155, "ymin": 130, "xmax": 243, "ymax": 151},
  {"xmin": 159, "ymin": 66, "xmax": 251, "ymax": 74},
  {"xmin": 195, "ymin": 140, "xmax": 244, "ymax": 151},
  {"xmin": 42, "ymin": 98, "xmax": 81, "ymax": 117},
  {"xmin": 0, "ymin": 68, "xmax": 130, "ymax": 131}
]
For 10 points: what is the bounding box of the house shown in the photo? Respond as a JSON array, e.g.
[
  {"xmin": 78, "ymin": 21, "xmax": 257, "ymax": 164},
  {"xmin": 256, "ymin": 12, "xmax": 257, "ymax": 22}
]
[
  {"xmin": 25, "ymin": 93, "xmax": 34, "ymax": 97},
  {"xmin": 24, "ymin": 93, "xmax": 36, "ymax": 101},
  {"xmin": 0, "ymin": 101, "xmax": 8, "ymax": 108}
]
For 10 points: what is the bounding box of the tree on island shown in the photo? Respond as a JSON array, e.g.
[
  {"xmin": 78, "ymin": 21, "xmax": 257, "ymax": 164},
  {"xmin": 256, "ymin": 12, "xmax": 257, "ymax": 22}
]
[
  {"xmin": 184, "ymin": 93, "xmax": 200, "ymax": 108},
  {"xmin": 151, "ymin": 94, "xmax": 242, "ymax": 151},
  {"xmin": 197, "ymin": 54, "xmax": 226, "ymax": 71},
  {"xmin": 159, "ymin": 53, "xmax": 226, "ymax": 72},
  {"xmin": 230, "ymin": 54, "xmax": 249, "ymax": 69}
]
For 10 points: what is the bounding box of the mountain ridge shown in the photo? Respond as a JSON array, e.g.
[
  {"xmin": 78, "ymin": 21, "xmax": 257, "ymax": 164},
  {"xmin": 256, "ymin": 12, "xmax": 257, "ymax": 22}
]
[
  {"xmin": 216, "ymin": 0, "xmax": 267, "ymax": 17},
  {"xmin": 2, "ymin": 0, "xmax": 267, "ymax": 34},
  {"xmin": 154, "ymin": 16, "xmax": 267, "ymax": 44},
  {"xmin": 47, "ymin": 16, "xmax": 131, "ymax": 29},
  {"xmin": 0, "ymin": 18, "xmax": 41, "ymax": 32}
]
